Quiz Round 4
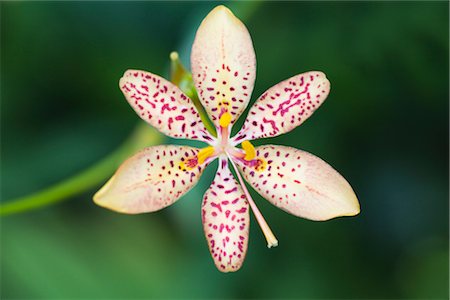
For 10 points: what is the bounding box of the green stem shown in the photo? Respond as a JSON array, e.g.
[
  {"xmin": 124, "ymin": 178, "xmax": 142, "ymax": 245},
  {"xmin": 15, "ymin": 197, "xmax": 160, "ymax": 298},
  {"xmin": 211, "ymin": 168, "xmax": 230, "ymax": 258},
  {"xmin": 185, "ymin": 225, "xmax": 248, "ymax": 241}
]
[
  {"xmin": 170, "ymin": 51, "xmax": 216, "ymax": 136},
  {"xmin": 0, "ymin": 123, "xmax": 162, "ymax": 216}
]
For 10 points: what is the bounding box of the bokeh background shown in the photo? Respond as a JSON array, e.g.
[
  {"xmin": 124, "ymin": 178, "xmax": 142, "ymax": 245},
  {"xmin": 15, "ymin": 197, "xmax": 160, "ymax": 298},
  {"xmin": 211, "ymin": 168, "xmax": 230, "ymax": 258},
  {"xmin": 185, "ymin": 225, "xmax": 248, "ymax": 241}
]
[{"xmin": 1, "ymin": 1, "xmax": 448, "ymax": 299}]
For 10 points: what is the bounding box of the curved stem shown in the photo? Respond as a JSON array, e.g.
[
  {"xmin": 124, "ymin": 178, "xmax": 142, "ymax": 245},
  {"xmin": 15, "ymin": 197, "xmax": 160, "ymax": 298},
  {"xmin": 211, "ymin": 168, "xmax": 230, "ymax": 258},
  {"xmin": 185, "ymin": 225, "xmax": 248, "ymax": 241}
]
[{"xmin": 0, "ymin": 123, "xmax": 162, "ymax": 216}]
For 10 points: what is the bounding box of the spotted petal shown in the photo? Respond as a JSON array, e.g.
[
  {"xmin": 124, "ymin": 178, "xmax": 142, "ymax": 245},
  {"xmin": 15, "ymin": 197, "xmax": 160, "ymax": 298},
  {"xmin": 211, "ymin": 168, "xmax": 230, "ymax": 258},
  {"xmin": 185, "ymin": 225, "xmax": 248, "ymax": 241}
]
[
  {"xmin": 120, "ymin": 70, "xmax": 213, "ymax": 143},
  {"xmin": 191, "ymin": 5, "xmax": 256, "ymax": 127},
  {"xmin": 202, "ymin": 157, "xmax": 249, "ymax": 272},
  {"xmin": 235, "ymin": 145, "xmax": 360, "ymax": 221},
  {"xmin": 94, "ymin": 145, "xmax": 208, "ymax": 214},
  {"xmin": 233, "ymin": 72, "xmax": 330, "ymax": 142}
]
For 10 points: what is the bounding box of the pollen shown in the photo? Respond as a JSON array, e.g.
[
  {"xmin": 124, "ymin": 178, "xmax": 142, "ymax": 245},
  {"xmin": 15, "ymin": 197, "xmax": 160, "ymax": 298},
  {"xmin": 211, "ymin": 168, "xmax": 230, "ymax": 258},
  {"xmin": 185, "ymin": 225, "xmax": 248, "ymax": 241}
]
[
  {"xmin": 179, "ymin": 161, "xmax": 188, "ymax": 171},
  {"xmin": 254, "ymin": 158, "xmax": 267, "ymax": 171},
  {"xmin": 197, "ymin": 146, "xmax": 215, "ymax": 164},
  {"xmin": 219, "ymin": 112, "xmax": 232, "ymax": 128},
  {"xmin": 179, "ymin": 157, "xmax": 199, "ymax": 171},
  {"xmin": 242, "ymin": 140, "xmax": 256, "ymax": 161}
]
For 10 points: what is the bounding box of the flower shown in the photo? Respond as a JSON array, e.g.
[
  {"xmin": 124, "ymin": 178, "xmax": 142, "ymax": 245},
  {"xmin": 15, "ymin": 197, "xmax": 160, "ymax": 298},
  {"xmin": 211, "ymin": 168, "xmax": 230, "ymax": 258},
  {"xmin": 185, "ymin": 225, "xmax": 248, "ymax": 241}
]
[{"xmin": 93, "ymin": 5, "xmax": 360, "ymax": 273}]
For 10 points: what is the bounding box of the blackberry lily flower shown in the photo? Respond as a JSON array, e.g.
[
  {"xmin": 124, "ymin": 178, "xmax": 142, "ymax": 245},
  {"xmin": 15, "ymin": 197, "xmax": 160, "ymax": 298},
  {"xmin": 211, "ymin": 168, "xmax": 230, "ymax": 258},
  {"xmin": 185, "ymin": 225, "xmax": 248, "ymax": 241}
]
[{"xmin": 94, "ymin": 5, "xmax": 360, "ymax": 272}]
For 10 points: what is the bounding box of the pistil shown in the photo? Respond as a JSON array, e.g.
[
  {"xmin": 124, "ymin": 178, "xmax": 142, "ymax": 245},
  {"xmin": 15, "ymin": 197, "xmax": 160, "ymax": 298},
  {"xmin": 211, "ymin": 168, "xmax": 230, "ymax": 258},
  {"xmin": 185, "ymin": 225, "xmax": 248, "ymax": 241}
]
[
  {"xmin": 227, "ymin": 155, "xmax": 279, "ymax": 248},
  {"xmin": 217, "ymin": 112, "xmax": 277, "ymax": 247}
]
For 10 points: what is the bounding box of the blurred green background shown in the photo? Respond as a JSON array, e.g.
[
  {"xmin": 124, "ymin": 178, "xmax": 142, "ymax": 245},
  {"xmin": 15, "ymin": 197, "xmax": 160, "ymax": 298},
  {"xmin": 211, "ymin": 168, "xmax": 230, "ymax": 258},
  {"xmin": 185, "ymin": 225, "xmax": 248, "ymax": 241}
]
[{"xmin": 1, "ymin": 1, "xmax": 448, "ymax": 299}]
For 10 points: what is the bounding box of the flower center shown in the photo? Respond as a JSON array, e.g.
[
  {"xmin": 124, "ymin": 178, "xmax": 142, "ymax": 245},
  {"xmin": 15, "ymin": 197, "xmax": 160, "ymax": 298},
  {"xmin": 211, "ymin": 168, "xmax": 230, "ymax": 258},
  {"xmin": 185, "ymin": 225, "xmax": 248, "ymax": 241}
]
[
  {"xmin": 181, "ymin": 112, "xmax": 262, "ymax": 170},
  {"xmin": 178, "ymin": 111, "xmax": 278, "ymax": 248}
]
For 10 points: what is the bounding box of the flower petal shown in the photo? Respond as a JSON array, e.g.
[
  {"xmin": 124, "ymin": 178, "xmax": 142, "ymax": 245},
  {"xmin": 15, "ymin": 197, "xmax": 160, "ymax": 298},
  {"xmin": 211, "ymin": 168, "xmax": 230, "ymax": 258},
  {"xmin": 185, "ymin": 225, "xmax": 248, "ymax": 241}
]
[
  {"xmin": 233, "ymin": 72, "xmax": 330, "ymax": 142},
  {"xmin": 191, "ymin": 5, "xmax": 256, "ymax": 126},
  {"xmin": 94, "ymin": 145, "xmax": 208, "ymax": 214},
  {"xmin": 120, "ymin": 70, "xmax": 213, "ymax": 143},
  {"xmin": 235, "ymin": 145, "xmax": 360, "ymax": 221},
  {"xmin": 202, "ymin": 157, "xmax": 249, "ymax": 272}
]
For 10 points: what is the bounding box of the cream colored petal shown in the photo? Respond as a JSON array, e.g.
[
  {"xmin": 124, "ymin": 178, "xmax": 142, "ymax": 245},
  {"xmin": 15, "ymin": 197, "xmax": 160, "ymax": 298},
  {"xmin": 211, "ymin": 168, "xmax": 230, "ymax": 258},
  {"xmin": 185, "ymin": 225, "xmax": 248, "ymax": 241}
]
[
  {"xmin": 233, "ymin": 71, "xmax": 330, "ymax": 142},
  {"xmin": 120, "ymin": 70, "xmax": 213, "ymax": 143},
  {"xmin": 94, "ymin": 145, "xmax": 207, "ymax": 214},
  {"xmin": 191, "ymin": 5, "xmax": 256, "ymax": 127},
  {"xmin": 202, "ymin": 158, "xmax": 249, "ymax": 272},
  {"xmin": 235, "ymin": 145, "xmax": 360, "ymax": 221}
]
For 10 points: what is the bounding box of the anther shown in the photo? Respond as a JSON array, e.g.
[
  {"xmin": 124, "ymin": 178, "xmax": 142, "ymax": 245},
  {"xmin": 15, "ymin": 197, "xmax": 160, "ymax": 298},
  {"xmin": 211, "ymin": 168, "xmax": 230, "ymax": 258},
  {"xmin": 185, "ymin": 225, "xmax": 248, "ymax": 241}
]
[
  {"xmin": 219, "ymin": 112, "xmax": 232, "ymax": 128},
  {"xmin": 197, "ymin": 146, "xmax": 215, "ymax": 164},
  {"xmin": 241, "ymin": 140, "xmax": 256, "ymax": 161}
]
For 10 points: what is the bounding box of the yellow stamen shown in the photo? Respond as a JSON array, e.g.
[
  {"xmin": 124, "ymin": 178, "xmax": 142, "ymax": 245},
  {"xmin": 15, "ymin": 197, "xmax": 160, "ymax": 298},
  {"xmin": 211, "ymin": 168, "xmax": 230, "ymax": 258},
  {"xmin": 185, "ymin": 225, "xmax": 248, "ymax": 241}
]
[
  {"xmin": 242, "ymin": 140, "xmax": 256, "ymax": 161},
  {"xmin": 219, "ymin": 112, "xmax": 232, "ymax": 128},
  {"xmin": 179, "ymin": 147, "xmax": 215, "ymax": 171},
  {"xmin": 197, "ymin": 146, "xmax": 215, "ymax": 164}
]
